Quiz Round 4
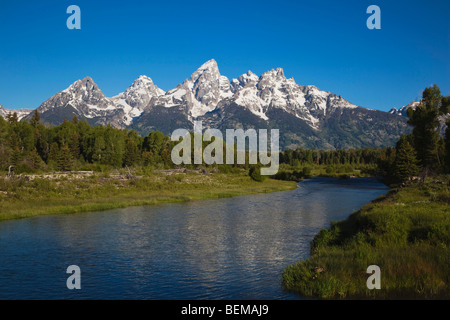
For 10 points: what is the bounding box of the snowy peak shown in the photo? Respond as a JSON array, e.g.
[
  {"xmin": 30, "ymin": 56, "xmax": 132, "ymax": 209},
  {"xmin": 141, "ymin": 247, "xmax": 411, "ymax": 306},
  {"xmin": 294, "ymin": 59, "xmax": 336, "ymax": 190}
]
[
  {"xmin": 189, "ymin": 59, "xmax": 220, "ymax": 85},
  {"xmin": 231, "ymin": 71, "xmax": 259, "ymax": 91},
  {"xmin": 63, "ymin": 76, "xmax": 98, "ymax": 94},
  {"xmin": 151, "ymin": 59, "xmax": 233, "ymax": 118},
  {"xmin": 60, "ymin": 76, "xmax": 107, "ymax": 106},
  {"xmin": 128, "ymin": 75, "xmax": 165, "ymax": 98},
  {"xmin": 187, "ymin": 59, "xmax": 232, "ymax": 111},
  {"xmin": 389, "ymin": 101, "xmax": 420, "ymax": 116},
  {"xmin": 113, "ymin": 75, "xmax": 165, "ymax": 111}
]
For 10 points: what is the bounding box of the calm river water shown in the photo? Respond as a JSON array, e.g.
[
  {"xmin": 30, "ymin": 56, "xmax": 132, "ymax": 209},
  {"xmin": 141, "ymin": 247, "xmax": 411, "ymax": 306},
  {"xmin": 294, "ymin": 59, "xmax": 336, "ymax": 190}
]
[{"xmin": 0, "ymin": 177, "xmax": 389, "ymax": 299}]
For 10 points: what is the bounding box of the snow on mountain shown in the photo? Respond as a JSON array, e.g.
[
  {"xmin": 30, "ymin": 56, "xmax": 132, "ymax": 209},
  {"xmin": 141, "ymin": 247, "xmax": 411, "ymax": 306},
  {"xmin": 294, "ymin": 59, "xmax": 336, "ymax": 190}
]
[
  {"xmin": 30, "ymin": 75, "xmax": 165, "ymax": 127},
  {"xmin": 144, "ymin": 60, "xmax": 359, "ymax": 129},
  {"xmin": 112, "ymin": 75, "xmax": 165, "ymax": 124},
  {"xmin": 232, "ymin": 67, "xmax": 357, "ymax": 128},
  {"xmin": 389, "ymin": 101, "xmax": 420, "ymax": 117},
  {"xmin": 31, "ymin": 76, "xmax": 125, "ymax": 126},
  {"xmin": 0, "ymin": 104, "xmax": 33, "ymax": 120},
  {"xmin": 231, "ymin": 71, "xmax": 259, "ymax": 91},
  {"xmin": 150, "ymin": 59, "xmax": 233, "ymax": 118}
]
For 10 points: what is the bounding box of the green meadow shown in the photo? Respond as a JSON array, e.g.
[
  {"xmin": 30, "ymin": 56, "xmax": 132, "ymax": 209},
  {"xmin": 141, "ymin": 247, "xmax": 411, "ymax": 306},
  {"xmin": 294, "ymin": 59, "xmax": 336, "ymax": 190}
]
[{"xmin": 282, "ymin": 175, "xmax": 450, "ymax": 299}]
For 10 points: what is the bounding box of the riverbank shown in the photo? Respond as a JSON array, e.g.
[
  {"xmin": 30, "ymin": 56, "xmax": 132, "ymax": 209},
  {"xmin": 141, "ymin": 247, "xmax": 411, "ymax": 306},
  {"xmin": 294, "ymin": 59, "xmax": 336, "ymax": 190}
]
[
  {"xmin": 0, "ymin": 169, "xmax": 297, "ymax": 221},
  {"xmin": 282, "ymin": 175, "xmax": 450, "ymax": 299}
]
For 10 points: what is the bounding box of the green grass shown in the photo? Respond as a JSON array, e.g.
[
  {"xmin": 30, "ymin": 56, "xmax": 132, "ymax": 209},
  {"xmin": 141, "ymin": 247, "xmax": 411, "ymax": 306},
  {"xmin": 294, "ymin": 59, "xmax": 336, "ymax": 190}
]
[
  {"xmin": 0, "ymin": 170, "xmax": 297, "ymax": 221},
  {"xmin": 282, "ymin": 175, "xmax": 450, "ymax": 299}
]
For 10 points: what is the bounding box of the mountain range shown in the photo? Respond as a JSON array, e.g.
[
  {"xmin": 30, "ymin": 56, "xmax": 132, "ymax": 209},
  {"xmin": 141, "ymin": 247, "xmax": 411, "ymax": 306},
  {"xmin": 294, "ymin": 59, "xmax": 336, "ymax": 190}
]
[{"xmin": 3, "ymin": 59, "xmax": 416, "ymax": 149}]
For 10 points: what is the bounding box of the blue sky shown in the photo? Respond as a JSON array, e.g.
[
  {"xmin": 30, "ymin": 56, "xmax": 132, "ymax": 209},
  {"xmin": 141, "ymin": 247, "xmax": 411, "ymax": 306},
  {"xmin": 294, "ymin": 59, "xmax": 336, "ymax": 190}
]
[{"xmin": 0, "ymin": 0, "xmax": 448, "ymax": 111}]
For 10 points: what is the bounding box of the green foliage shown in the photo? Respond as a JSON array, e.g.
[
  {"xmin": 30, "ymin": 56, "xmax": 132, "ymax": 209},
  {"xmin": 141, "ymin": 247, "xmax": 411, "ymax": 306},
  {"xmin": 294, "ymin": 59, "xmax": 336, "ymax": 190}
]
[
  {"xmin": 393, "ymin": 135, "xmax": 420, "ymax": 182},
  {"xmin": 407, "ymin": 85, "xmax": 443, "ymax": 170},
  {"xmin": 249, "ymin": 165, "xmax": 266, "ymax": 182}
]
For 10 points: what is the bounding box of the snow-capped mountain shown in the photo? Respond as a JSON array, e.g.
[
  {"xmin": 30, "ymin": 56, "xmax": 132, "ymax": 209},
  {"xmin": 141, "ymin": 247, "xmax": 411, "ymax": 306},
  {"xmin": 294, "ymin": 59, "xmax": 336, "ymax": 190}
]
[
  {"xmin": 389, "ymin": 101, "xmax": 420, "ymax": 117},
  {"xmin": 111, "ymin": 75, "xmax": 165, "ymax": 124},
  {"xmin": 232, "ymin": 67, "xmax": 357, "ymax": 127},
  {"xmin": 0, "ymin": 104, "xmax": 33, "ymax": 120},
  {"xmin": 11, "ymin": 59, "xmax": 413, "ymax": 149},
  {"xmin": 24, "ymin": 75, "xmax": 164, "ymax": 127},
  {"xmin": 143, "ymin": 59, "xmax": 358, "ymax": 129},
  {"xmin": 148, "ymin": 59, "xmax": 233, "ymax": 118}
]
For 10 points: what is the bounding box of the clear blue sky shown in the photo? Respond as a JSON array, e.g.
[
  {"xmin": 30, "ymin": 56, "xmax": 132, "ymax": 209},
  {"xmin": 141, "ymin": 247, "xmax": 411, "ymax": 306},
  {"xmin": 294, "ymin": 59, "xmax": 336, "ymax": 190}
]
[{"xmin": 0, "ymin": 0, "xmax": 448, "ymax": 111}]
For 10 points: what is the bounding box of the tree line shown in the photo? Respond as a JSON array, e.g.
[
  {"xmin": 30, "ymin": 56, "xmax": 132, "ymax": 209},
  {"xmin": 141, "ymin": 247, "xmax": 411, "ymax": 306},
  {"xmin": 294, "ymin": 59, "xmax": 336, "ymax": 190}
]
[{"xmin": 0, "ymin": 112, "xmax": 175, "ymax": 173}]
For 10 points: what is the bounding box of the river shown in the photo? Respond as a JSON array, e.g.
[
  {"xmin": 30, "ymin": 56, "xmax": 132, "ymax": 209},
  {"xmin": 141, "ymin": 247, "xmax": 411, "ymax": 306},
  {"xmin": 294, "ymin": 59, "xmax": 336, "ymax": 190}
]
[{"xmin": 0, "ymin": 177, "xmax": 389, "ymax": 299}]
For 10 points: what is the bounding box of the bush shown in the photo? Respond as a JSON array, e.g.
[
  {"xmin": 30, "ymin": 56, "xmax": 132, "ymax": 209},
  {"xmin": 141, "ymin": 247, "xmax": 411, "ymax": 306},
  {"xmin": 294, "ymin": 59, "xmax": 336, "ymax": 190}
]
[{"xmin": 249, "ymin": 165, "xmax": 266, "ymax": 182}]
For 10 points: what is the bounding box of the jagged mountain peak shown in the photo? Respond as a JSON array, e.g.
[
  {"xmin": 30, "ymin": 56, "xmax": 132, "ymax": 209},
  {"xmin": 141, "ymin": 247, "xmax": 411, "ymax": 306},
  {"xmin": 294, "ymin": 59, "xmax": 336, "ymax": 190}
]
[
  {"xmin": 62, "ymin": 76, "xmax": 102, "ymax": 96},
  {"xmin": 197, "ymin": 59, "xmax": 218, "ymax": 71},
  {"xmin": 260, "ymin": 67, "xmax": 286, "ymax": 81},
  {"xmin": 132, "ymin": 75, "xmax": 164, "ymax": 91},
  {"xmin": 116, "ymin": 75, "xmax": 165, "ymax": 99},
  {"xmin": 231, "ymin": 71, "xmax": 259, "ymax": 90},
  {"xmin": 188, "ymin": 59, "xmax": 220, "ymax": 87}
]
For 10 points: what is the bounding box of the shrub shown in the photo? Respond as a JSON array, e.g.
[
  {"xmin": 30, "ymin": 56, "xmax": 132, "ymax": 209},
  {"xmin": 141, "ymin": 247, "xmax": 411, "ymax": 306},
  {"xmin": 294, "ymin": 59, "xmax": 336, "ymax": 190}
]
[{"xmin": 249, "ymin": 165, "xmax": 265, "ymax": 182}]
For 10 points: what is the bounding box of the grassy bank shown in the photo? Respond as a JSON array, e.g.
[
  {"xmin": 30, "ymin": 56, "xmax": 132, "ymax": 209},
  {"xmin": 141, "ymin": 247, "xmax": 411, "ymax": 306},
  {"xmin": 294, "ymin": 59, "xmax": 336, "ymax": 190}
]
[
  {"xmin": 0, "ymin": 169, "xmax": 297, "ymax": 221},
  {"xmin": 282, "ymin": 175, "xmax": 450, "ymax": 299}
]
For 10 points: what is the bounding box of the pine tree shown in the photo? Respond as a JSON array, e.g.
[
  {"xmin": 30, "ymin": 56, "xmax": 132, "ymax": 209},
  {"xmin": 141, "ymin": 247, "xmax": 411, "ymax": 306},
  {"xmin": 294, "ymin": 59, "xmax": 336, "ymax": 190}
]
[
  {"xmin": 30, "ymin": 110, "xmax": 41, "ymax": 127},
  {"xmin": 407, "ymin": 85, "xmax": 442, "ymax": 170},
  {"xmin": 58, "ymin": 145, "xmax": 73, "ymax": 171},
  {"xmin": 8, "ymin": 132, "xmax": 21, "ymax": 165},
  {"xmin": 123, "ymin": 137, "xmax": 140, "ymax": 167},
  {"xmin": 6, "ymin": 112, "xmax": 18, "ymax": 125},
  {"xmin": 47, "ymin": 142, "xmax": 60, "ymax": 169},
  {"xmin": 393, "ymin": 136, "xmax": 420, "ymax": 182},
  {"xmin": 68, "ymin": 131, "xmax": 80, "ymax": 160},
  {"xmin": 29, "ymin": 147, "xmax": 42, "ymax": 170}
]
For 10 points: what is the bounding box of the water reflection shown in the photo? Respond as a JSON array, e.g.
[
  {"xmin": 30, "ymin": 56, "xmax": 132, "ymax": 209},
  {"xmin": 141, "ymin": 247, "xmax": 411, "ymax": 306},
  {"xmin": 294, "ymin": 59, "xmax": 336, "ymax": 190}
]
[{"xmin": 0, "ymin": 177, "xmax": 389, "ymax": 299}]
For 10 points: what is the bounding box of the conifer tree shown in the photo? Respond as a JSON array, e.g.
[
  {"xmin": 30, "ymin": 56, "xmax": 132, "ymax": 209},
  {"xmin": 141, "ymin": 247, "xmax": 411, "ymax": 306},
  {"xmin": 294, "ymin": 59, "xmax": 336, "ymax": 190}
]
[
  {"xmin": 47, "ymin": 142, "xmax": 60, "ymax": 169},
  {"xmin": 30, "ymin": 110, "xmax": 40, "ymax": 127},
  {"xmin": 393, "ymin": 136, "xmax": 420, "ymax": 182},
  {"xmin": 58, "ymin": 144, "xmax": 73, "ymax": 171},
  {"xmin": 407, "ymin": 85, "xmax": 441, "ymax": 170},
  {"xmin": 123, "ymin": 137, "xmax": 140, "ymax": 167},
  {"xmin": 69, "ymin": 131, "xmax": 80, "ymax": 160}
]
